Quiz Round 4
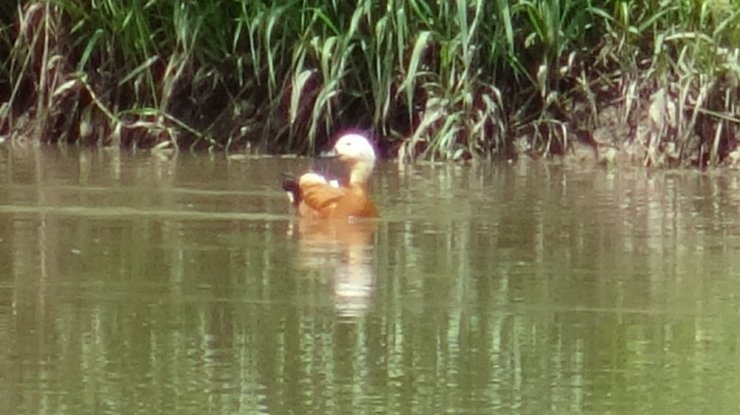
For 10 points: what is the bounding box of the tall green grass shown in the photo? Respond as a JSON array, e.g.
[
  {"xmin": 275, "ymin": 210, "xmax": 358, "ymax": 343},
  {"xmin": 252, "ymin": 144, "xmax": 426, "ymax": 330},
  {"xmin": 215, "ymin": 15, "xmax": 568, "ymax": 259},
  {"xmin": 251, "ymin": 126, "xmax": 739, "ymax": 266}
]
[{"xmin": 0, "ymin": 0, "xmax": 738, "ymax": 165}]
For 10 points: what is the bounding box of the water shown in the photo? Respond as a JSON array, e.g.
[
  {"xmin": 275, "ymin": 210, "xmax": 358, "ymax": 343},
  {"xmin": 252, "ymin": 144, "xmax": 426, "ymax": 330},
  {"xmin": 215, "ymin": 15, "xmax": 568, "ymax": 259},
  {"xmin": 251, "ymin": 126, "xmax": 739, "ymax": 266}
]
[{"xmin": 1, "ymin": 146, "xmax": 740, "ymax": 414}]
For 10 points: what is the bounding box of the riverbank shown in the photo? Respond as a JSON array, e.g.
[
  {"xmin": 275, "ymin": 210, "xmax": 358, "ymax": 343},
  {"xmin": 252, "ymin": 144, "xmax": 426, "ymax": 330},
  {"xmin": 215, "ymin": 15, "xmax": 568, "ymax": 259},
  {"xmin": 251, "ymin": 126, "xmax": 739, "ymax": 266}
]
[{"xmin": 0, "ymin": 1, "xmax": 738, "ymax": 166}]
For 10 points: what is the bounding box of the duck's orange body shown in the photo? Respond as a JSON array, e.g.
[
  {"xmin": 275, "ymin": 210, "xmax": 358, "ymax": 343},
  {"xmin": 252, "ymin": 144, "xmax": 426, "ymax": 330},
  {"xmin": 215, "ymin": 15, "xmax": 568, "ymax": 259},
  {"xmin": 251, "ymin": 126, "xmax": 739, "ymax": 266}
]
[
  {"xmin": 297, "ymin": 177, "xmax": 377, "ymax": 219},
  {"xmin": 284, "ymin": 133, "xmax": 378, "ymax": 219}
]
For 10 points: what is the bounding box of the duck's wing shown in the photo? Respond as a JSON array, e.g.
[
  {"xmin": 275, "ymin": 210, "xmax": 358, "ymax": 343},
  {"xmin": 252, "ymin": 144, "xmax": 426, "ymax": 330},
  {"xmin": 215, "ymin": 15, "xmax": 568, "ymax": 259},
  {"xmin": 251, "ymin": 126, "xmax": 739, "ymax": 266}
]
[
  {"xmin": 282, "ymin": 173, "xmax": 301, "ymax": 206},
  {"xmin": 300, "ymin": 180, "xmax": 347, "ymax": 212}
]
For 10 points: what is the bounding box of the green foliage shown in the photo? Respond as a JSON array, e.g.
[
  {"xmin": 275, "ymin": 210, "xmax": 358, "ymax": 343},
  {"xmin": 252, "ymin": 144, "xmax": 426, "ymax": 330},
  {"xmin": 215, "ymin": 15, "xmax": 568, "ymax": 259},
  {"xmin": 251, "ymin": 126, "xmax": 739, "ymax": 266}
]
[{"xmin": 0, "ymin": 0, "xmax": 738, "ymax": 165}]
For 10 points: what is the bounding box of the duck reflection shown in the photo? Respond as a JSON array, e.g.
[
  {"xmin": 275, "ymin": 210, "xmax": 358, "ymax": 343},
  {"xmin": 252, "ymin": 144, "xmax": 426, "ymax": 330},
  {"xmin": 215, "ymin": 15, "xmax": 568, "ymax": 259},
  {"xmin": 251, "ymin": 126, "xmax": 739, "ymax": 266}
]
[{"xmin": 289, "ymin": 219, "xmax": 376, "ymax": 317}]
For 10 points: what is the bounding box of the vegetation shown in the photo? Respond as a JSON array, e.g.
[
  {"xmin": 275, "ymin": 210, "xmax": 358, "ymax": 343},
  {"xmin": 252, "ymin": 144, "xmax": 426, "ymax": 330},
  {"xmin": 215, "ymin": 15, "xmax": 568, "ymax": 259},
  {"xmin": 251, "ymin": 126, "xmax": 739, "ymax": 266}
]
[{"xmin": 0, "ymin": 0, "xmax": 738, "ymax": 165}]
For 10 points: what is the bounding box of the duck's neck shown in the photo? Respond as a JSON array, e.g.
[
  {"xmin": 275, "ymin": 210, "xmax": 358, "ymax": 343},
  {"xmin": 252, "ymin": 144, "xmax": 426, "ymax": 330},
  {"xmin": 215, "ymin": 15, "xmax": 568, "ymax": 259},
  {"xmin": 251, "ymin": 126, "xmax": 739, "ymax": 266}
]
[{"xmin": 349, "ymin": 160, "xmax": 374, "ymax": 186}]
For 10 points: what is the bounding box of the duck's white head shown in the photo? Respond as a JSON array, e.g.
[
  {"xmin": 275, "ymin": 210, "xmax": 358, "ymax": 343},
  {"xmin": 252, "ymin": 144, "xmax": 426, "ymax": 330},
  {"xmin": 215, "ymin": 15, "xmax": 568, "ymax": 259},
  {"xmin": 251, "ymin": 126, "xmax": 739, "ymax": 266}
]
[
  {"xmin": 333, "ymin": 133, "xmax": 377, "ymax": 164},
  {"xmin": 332, "ymin": 133, "xmax": 376, "ymax": 185}
]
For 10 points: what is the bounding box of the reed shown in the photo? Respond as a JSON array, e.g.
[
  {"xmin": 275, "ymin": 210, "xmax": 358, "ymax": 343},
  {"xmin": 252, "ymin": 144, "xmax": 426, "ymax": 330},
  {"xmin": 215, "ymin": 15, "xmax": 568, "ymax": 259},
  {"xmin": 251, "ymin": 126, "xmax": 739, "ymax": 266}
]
[{"xmin": 0, "ymin": 0, "xmax": 737, "ymax": 165}]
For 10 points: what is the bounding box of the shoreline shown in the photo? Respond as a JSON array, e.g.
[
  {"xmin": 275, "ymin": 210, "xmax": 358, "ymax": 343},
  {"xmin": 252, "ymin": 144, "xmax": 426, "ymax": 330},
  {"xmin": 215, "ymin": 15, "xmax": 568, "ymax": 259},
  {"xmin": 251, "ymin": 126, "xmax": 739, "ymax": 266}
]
[{"xmin": 0, "ymin": 1, "xmax": 737, "ymax": 167}]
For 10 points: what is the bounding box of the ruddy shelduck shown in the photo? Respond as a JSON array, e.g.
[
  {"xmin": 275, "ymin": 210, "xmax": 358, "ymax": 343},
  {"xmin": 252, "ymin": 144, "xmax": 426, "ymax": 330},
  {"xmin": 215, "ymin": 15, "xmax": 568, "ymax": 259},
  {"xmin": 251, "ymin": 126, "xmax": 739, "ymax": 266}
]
[{"xmin": 283, "ymin": 133, "xmax": 378, "ymax": 219}]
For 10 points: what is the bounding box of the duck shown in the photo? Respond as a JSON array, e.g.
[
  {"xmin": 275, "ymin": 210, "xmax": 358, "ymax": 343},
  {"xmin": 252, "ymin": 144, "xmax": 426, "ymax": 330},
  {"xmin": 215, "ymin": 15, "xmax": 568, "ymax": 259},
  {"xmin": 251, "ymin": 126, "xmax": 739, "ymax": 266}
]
[{"xmin": 283, "ymin": 133, "xmax": 378, "ymax": 219}]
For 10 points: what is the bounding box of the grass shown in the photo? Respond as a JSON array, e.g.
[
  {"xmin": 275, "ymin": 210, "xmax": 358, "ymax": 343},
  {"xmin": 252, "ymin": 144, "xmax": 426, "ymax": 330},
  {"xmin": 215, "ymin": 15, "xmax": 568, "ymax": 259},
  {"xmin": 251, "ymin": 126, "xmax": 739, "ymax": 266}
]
[{"xmin": 0, "ymin": 0, "xmax": 738, "ymax": 166}]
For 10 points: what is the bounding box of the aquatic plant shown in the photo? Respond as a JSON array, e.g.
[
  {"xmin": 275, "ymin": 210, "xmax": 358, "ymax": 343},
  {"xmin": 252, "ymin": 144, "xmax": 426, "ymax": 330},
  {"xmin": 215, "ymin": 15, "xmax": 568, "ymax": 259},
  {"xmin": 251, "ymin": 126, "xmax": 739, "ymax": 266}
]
[{"xmin": 0, "ymin": 0, "xmax": 737, "ymax": 166}]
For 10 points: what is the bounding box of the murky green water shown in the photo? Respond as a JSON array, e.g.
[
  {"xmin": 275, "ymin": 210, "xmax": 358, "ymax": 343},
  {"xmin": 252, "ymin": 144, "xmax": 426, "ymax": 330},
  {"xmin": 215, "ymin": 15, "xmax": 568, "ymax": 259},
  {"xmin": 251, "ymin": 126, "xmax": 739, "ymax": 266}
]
[{"xmin": 2, "ymin": 146, "xmax": 740, "ymax": 414}]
